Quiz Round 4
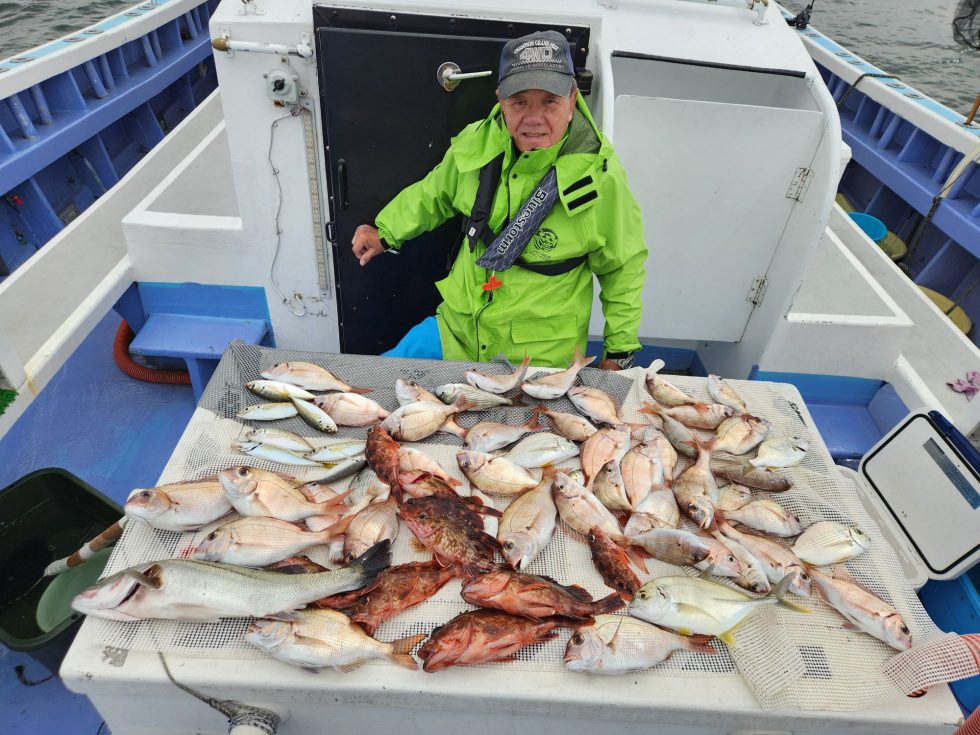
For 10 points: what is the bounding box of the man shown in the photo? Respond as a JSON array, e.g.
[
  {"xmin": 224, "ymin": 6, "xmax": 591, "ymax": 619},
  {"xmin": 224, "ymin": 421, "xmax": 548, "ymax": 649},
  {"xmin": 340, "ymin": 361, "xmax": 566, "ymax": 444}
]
[{"xmin": 351, "ymin": 30, "xmax": 646, "ymax": 370}]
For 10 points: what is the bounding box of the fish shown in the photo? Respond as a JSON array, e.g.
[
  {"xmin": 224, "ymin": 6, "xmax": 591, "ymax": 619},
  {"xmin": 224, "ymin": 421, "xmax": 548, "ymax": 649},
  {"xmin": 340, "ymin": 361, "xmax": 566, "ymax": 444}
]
[
  {"xmin": 260, "ymin": 362, "xmax": 372, "ymax": 393},
  {"xmin": 365, "ymin": 426, "xmax": 402, "ymax": 498},
  {"xmin": 314, "ymin": 392, "xmax": 389, "ymax": 426},
  {"xmin": 671, "ymin": 437, "xmax": 718, "ymax": 530},
  {"xmin": 712, "ymin": 512, "xmax": 809, "ymax": 595},
  {"xmin": 418, "ymin": 608, "xmax": 576, "ymax": 672},
  {"xmin": 303, "ymin": 439, "xmax": 367, "ymax": 463},
  {"xmin": 243, "ymin": 428, "xmax": 313, "ymax": 452},
  {"xmin": 464, "ymin": 414, "xmax": 542, "ymax": 453},
  {"xmin": 707, "ymin": 374, "xmax": 748, "ymax": 413},
  {"xmin": 399, "ymin": 495, "xmax": 502, "ymax": 577},
  {"xmin": 724, "ymin": 499, "xmax": 802, "ymax": 537},
  {"xmin": 716, "ymin": 484, "xmax": 752, "ymax": 511},
  {"xmin": 807, "ymin": 566, "xmax": 911, "ymax": 651},
  {"xmin": 593, "ymin": 459, "xmax": 632, "ymax": 512},
  {"xmin": 709, "ymin": 525, "xmax": 771, "ymax": 594},
  {"xmin": 218, "ymin": 466, "xmax": 347, "ymax": 521},
  {"xmin": 640, "ymin": 399, "xmax": 735, "ymax": 431},
  {"xmin": 343, "ymin": 497, "xmax": 400, "ymax": 562},
  {"xmin": 398, "ymin": 471, "xmax": 460, "ymax": 499},
  {"xmin": 580, "ymin": 425, "xmax": 631, "ymax": 489},
  {"xmin": 564, "ymin": 615, "xmax": 716, "ymax": 674},
  {"xmin": 233, "ymin": 441, "xmax": 325, "ymax": 466},
  {"xmin": 587, "ymin": 527, "xmax": 641, "ymax": 600},
  {"xmin": 620, "ymin": 439, "xmax": 665, "ymax": 509},
  {"xmin": 628, "ymin": 573, "xmax": 808, "ymax": 645},
  {"xmin": 552, "ymin": 471, "xmax": 620, "ymax": 538},
  {"xmin": 641, "ymin": 404, "xmax": 697, "ymax": 458},
  {"xmin": 394, "ymin": 378, "xmax": 441, "ymax": 406},
  {"xmin": 710, "ymin": 455, "xmax": 793, "ymax": 492},
  {"xmin": 644, "ymin": 359, "xmax": 697, "ymax": 407},
  {"xmin": 520, "ymin": 345, "xmax": 595, "ymax": 400},
  {"xmin": 618, "ymin": 527, "xmax": 714, "ymax": 568},
  {"xmin": 245, "ymin": 379, "xmax": 316, "ymax": 402},
  {"xmin": 624, "ymin": 489, "xmax": 680, "ymax": 535},
  {"xmin": 750, "ymin": 436, "xmax": 809, "ymax": 468},
  {"xmin": 532, "ymin": 403, "xmax": 598, "ymax": 442},
  {"xmin": 71, "ymin": 540, "xmax": 392, "ymax": 622},
  {"xmin": 461, "ymin": 570, "xmax": 624, "ymax": 621},
  {"xmin": 291, "ymin": 397, "xmax": 339, "ymax": 433},
  {"xmin": 381, "ymin": 397, "xmax": 468, "ymax": 441},
  {"xmin": 464, "ymin": 354, "xmax": 532, "ymax": 394},
  {"xmin": 336, "ymin": 561, "xmax": 456, "ymax": 635},
  {"xmin": 187, "ymin": 515, "xmax": 348, "ymax": 567},
  {"xmin": 305, "ymin": 456, "xmax": 367, "ymax": 484},
  {"xmin": 398, "ymin": 446, "xmax": 462, "ymax": 487},
  {"xmin": 707, "ymin": 414, "xmax": 770, "ymax": 456},
  {"xmin": 638, "ymin": 427, "xmax": 678, "ymax": 486},
  {"xmin": 456, "ymin": 451, "xmax": 538, "ymax": 496},
  {"xmin": 236, "ymin": 402, "xmax": 299, "ymax": 421},
  {"xmin": 499, "ymin": 432, "xmax": 579, "ymax": 468},
  {"xmin": 124, "ymin": 478, "xmax": 232, "ymax": 532},
  {"xmin": 567, "ymin": 385, "xmax": 622, "ymax": 426},
  {"xmin": 245, "ymin": 608, "xmax": 423, "ymax": 672},
  {"xmin": 344, "ymin": 467, "xmax": 390, "ymax": 515},
  {"xmin": 691, "ymin": 534, "xmax": 743, "ymax": 579},
  {"xmin": 498, "ymin": 473, "xmax": 558, "ymax": 571},
  {"xmin": 435, "ymin": 383, "xmax": 519, "ymax": 410},
  {"xmin": 471, "ymin": 489, "xmax": 498, "ymax": 537},
  {"xmin": 791, "ymin": 521, "xmax": 871, "ymax": 565}
]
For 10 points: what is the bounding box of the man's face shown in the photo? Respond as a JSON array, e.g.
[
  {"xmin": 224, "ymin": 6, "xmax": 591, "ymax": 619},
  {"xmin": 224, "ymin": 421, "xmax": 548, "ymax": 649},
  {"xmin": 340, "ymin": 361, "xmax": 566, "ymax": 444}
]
[{"xmin": 497, "ymin": 88, "xmax": 577, "ymax": 153}]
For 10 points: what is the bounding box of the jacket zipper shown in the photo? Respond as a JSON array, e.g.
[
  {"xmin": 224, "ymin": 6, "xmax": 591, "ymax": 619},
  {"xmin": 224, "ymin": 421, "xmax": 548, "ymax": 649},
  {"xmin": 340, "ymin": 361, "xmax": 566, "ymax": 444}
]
[{"xmin": 474, "ymin": 164, "xmax": 513, "ymax": 360}]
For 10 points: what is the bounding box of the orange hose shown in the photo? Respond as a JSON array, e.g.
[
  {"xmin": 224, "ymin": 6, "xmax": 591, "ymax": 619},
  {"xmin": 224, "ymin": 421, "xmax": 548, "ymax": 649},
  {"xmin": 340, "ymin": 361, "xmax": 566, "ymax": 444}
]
[{"xmin": 113, "ymin": 319, "xmax": 191, "ymax": 385}]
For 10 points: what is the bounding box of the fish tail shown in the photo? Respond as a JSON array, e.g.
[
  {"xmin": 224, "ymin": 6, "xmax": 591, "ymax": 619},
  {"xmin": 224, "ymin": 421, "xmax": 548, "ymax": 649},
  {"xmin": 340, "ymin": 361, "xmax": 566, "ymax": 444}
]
[
  {"xmin": 525, "ymin": 409, "xmax": 544, "ymax": 431},
  {"xmin": 625, "ymin": 546, "xmax": 650, "ymax": 574},
  {"xmin": 320, "ymin": 513, "xmax": 354, "ymax": 540},
  {"xmin": 683, "ymin": 634, "xmax": 717, "ymax": 654},
  {"xmin": 349, "ymin": 539, "xmax": 392, "ymax": 583},
  {"xmin": 639, "ymin": 400, "xmax": 663, "ymax": 417},
  {"xmin": 387, "ymin": 633, "xmax": 426, "ymax": 670},
  {"xmin": 593, "ymin": 592, "xmax": 626, "ymax": 615},
  {"xmin": 647, "ymin": 358, "xmax": 665, "ymax": 375},
  {"xmin": 771, "ymin": 574, "xmax": 811, "ymax": 614},
  {"xmin": 574, "ymin": 343, "xmax": 597, "ymax": 369}
]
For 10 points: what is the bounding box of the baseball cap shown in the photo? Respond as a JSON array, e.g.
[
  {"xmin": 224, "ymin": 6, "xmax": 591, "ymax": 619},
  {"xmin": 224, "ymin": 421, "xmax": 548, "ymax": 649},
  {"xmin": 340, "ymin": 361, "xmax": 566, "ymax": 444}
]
[{"xmin": 498, "ymin": 30, "xmax": 576, "ymax": 99}]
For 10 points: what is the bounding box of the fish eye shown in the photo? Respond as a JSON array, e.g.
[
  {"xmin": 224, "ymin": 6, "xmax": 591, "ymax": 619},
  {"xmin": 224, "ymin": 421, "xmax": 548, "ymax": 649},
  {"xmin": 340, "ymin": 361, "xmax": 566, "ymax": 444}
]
[
  {"xmin": 727, "ymin": 556, "xmax": 736, "ymax": 563},
  {"xmin": 503, "ymin": 541, "xmax": 515, "ymax": 551},
  {"xmin": 571, "ymin": 634, "xmax": 585, "ymax": 646},
  {"xmin": 688, "ymin": 503, "xmax": 699, "ymax": 513},
  {"xmin": 900, "ymin": 625, "xmax": 909, "ymax": 634},
  {"xmin": 638, "ymin": 591, "xmax": 648, "ymax": 600},
  {"xmin": 346, "ymin": 552, "xmax": 356, "ymax": 562},
  {"xmin": 237, "ymin": 467, "xmax": 249, "ymax": 477},
  {"xmin": 418, "ymin": 511, "xmax": 429, "ymax": 520},
  {"xmin": 800, "ymin": 572, "xmax": 809, "ymax": 580},
  {"xmin": 751, "ymin": 583, "xmax": 761, "ymax": 592},
  {"xmin": 207, "ymin": 532, "xmax": 217, "ymax": 540},
  {"xmin": 140, "ymin": 490, "xmax": 153, "ymax": 499},
  {"xmin": 588, "ymin": 534, "xmax": 596, "ymax": 543}
]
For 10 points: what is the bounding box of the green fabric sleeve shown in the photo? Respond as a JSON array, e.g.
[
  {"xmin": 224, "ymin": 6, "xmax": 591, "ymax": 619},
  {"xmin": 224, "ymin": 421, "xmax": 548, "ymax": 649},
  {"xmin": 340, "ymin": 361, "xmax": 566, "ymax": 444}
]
[
  {"xmin": 587, "ymin": 154, "xmax": 647, "ymax": 355},
  {"xmin": 374, "ymin": 146, "xmax": 462, "ymax": 250}
]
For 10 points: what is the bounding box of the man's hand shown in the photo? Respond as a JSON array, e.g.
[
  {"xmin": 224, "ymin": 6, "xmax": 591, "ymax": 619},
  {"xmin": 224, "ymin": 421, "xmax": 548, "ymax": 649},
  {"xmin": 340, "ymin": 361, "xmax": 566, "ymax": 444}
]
[
  {"xmin": 597, "ymin": 359, "xmax": 622, "ymax": 371},
  {"xmin": 352, "ymin": 225, "xmax": 384, "ymax": 266}
]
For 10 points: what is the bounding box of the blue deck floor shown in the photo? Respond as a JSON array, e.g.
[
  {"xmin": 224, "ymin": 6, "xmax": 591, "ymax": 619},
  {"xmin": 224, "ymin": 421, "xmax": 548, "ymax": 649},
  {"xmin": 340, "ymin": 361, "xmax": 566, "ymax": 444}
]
[{"xmin": 0, "ymin": 311, "xmax": 196, "ymax": 734}]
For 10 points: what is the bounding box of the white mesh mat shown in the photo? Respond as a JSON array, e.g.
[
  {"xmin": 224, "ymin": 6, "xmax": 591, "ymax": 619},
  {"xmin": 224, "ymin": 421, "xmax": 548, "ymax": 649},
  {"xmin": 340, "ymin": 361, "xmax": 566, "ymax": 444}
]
[{"xmin": 93, "ymin": 342, "xmax": 947, "ymax": 711}]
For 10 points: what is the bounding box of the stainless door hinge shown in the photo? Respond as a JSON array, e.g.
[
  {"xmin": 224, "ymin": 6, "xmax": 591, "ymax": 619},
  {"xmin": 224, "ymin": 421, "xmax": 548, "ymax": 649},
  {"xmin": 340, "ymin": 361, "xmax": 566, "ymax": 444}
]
[
  {"xmin": 786, "ymin": 167, "xmax": 812, "ymax": 201},
  {"xmin": 747, "ymin": 276, "xmax": 768, "ymax": 306}
]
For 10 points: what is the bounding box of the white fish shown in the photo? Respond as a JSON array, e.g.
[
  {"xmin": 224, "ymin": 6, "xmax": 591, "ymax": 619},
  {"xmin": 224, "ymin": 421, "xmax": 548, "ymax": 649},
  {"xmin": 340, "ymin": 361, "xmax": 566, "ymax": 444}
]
[
  {"xmin": 381, "ymin": 397, "xmax": 467, "ymax": 441},
  {"xmin": 245, "ymin": 379, "xmax": 315, "ymax": 402},
  {"xmin": 713, "ymin": 513, "xmax": 810, "ymax": 596},
  {"xmin": 707, "ymin": 414, "xmax": 769, "ymax": 456},
  {"xmin": 710, "ymin": 526, "xmax": 771, "ymax": 594},
  {"xmin": 641, "ymin": 399, "xmax": 734, "ymax": 431},
  {"xmin": 499, "ymin": 432, "xmax": 579, "ymax": 468},
  {"xmin": 567, "ymin": 385, "xmax": 621, "ymax": 426},
  {"xmin": 314, "ymin": 393, "xmax": 389, "ymax": 426},
  {"xmin": 435, "ymin": 383, "xmax": 517, "ymax": 410},
  {"xmin": 521, "ymin": 345, "xmax": 595, "ymax": 400},
  {"xmin": 593, "ymin": 459, "xmax": 632, "ymax": 513},
  {"xmin": 564, "ymin": 615, "xmax": 716, "ymax": 674},
  {"xmin": 532, "ymin": 403, "xmax": 598, "ymax": 442},
  {"xmin": 620, "ymin": 439, "xmax": 664, "ymax": 509},
  {"xmin": 394, "ymin": 379, "xmax": 440, "ymax": 406},
  {"xmin": 498, "ymin": 474, "xmax": 557, "ymax": 570},
  {"xmin": 343, "ymin": 497, "xmax": 399, "ymax": 562},
  {"xmin": 237, "ymin": 402, "xmax": 298, "ymax": 421},
  {"xmin": 807, "ymin": 566, "xmax": 911, "ymax": 651},
  {"xmin": 457, "ymin": 451, "xmax": 538, "ymax": 496},
  {"xmin": 124, "ymin": 478, "xmax": 232, "ymax": 532},
  {"xmin": 725, "ymin": 499, "xmax": 802, "ymax": 537},
  {"xmin": 716, "ymin": 484, "xmax": 752, "ymax": 511},
  {"xmin": 619, "ymin": 527, "xmax": 714, "ymax": 568},
  {"xmin": 304, "ymin": 439, "xmax": 366, "ymax": 463},
  {"xmin": 624, "ymin": 489, "xmax": 680, "ymax": 534},
  {"xmin": 291, "ymin": 397, "xmax": 339, "ymax": 433},
  {"xmin": 691, "ymin": 535, "xmax": 743, "ymax": 579},
  {"xmin": 233, "ymin": 441, "xmax": 325, "ymax": 466},
  {"xmin": 792, "ymin": 522, "xmax": 871, "ymax": 565},
  {"xmin": 751, "ymin": 436, "xmax": 809, "ymax": 468},
  {"xmin": 260, "ymin": 362, "xmax": 371, "ymax": 393},
  {"xmin": 644, "ymin": 359, "xmax": 697, "ymax": 407},
  {"xmin": 219, "ymin": 466, "xmax": 346, "ymax": 521},
  {"xmin": 641, "ymin": 405, "xmax": 696, "ymax": 458},
  {"xmin": 671, "ymin": 437, "xmax": 718, "ymax": 530},
  {"xmin": 398, "ymin": 446, "xmax": 462, "ymax": 487},
  {"xmin": 465, "ymin": 354, "xmax": 532, "ymax": 394},
  {"xmin": 628, "ymin": 574, "xmax": 808, "ymax": 645},
  {"xmin": 344, "ymin": 467, "xmax": 390, "ymax": 515},
  {"xmin": 465, "ymin": 414, "xmax": 543, "ymax": 453},
  {"xmin": 552, "ymin": 471, "xmax": 620, "ymax": 537},
  {"xmin": 580, "ymin": 425, "xmax": 631, "ymax": 489},
  {"xmin": 188, "ymin": 516, "xmax": 346, "ymax": 567},
  {"xmin": 243, "ymin": 428, "xmax": 313, "ymax": 452},
  {"xmin": 710, "ymin": 455, "xmax": 793, "ymax": 492},
  {"xmin": 707, "ymin": 374, "xmax": 748, "ymax": 413}
]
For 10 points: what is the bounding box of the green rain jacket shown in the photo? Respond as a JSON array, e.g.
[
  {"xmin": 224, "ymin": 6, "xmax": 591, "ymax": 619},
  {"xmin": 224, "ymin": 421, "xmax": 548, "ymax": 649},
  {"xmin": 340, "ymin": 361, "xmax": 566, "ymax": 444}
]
[{"xmin": 375, "ymin": 97, "xmax": 647, "ymax": 368}]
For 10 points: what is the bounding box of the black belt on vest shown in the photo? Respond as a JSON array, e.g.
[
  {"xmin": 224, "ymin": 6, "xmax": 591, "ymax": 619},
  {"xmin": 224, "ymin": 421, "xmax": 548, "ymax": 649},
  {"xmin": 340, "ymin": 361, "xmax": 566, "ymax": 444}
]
[{"xmin": 446, "ymin": 153, "xmax": 588, "ymax": 277}]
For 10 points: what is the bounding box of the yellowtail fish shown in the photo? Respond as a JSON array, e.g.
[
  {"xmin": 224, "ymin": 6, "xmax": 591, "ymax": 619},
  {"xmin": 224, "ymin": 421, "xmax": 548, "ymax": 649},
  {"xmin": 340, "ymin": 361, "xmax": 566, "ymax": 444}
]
[
  {"xmin": 564, "ymin": 615, "xmax": 716, "ymax": 674},
  {"xmin": 465, "ymin": 354, "xmax": 532, "ymax": 394},
  {"xmin": 791, "ymin": 521, "xmax": 870, "ymax": 565},
  {"xmin": 532, "ymin": 403, "xmax": 598, "ymax": 442},
  {"xmin": 807, "ymin": 566, "xmax": 911, "ymax": 651},
  {"xmin": 498, "ymin": 472, "xmax": 558, "ymax": 571},
  {"xmin": 237, "ymin": 402, "xmax": 298, "ymax": 421},
  {"xmin": 314, "ymin": 392, "xmax": 389, "ymax": 426},
  {"xmin": 260, "ymin": 362, "xmax": 372, "ymax": 394},
  {"xmin": 707, "ymin": 374, "xmax": 748, "ymax": 413},
  {"xmin": 628, "ymin": 574, "xmax": 808, "ymax": 645},
  {"xmin": 246, "ymin": 608, "xmax": 423, "ymax": 672},
  {"xmin": 644, "ymin": 359, "xmax": 697, "ymax": 407},
  {"xmin": 521, "ymin": 345, "xmax": 595, "ymax": 400},
  {"xmin": 567, "ymin": 385, "xmax": 622, "ymax": 426},
  {"xmin": 245, "ymin": 379, "xmax": 315, "ymax": 402},
  {"xmin": 457, "ymin": 451, "xmax": 538, "ymax": 496},
  {"xmin": 124, "ymin": 478, "xmax": 231, "ymax": 532}
]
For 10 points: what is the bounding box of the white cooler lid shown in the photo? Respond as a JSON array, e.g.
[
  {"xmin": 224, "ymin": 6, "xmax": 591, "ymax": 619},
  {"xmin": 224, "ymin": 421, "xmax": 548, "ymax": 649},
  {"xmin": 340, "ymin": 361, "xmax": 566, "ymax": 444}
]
[{"xmin": 859, "ymin": 410, "xmax": 980, "ymax": 582}]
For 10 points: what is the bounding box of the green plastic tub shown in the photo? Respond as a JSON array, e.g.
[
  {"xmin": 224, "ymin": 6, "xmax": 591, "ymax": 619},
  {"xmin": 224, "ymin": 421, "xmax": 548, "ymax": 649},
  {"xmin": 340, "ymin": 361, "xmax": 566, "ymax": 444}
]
[{"xmin": 0, "ymin": 468, "xmax": 121, "ymax": 673}]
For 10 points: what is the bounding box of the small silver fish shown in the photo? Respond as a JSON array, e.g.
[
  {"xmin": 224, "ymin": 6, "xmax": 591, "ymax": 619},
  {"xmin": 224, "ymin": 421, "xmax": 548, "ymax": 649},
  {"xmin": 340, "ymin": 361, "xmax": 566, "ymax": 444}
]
[
  {"xmin": 245, "ymin": 379, "xmax": 315, "ymax": 402},
  {"xmin": 707, "ymin": 374, "xmax": 748, "ymax": 413},
  {"xmin": 243, "ymin": 428, "xmax": 313, "ymax": 452},
  {"xmin": 234, "ymin": 441, "xmax": 325, "ymax": 466},
  {"xmin": 751, "ymin": 436, "xmax": 809, "ymax": 468},
  {"xmin": 291, "ymin": 397, "xmax": 339, "ymax": 433},
  {"xmin": 710, "ymin": 455, "xmax": 793, "ymax": 492},
  {"xmin": 304, "ymin": 439, "xmax": 367, "ymax": 463},
  {"xmin": 237, "ymin": 402, "xmax": 298, "ymax": 421}
]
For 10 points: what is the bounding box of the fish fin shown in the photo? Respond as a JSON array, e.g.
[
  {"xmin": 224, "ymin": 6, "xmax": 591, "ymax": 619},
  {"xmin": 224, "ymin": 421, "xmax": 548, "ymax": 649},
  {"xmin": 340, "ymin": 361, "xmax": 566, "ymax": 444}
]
[
  {"xmin": 265, "ymin": 610, "xmax": 304, "ymax": 622},
  {"xmin": 525, "ymin": 409, "xmax": 544, "ymax": 431},
  {"xmin": 625, "ymin": 546, "xmax": 649, "ymax": 574},
  {"xmin": 491, "ymin": 353, "xmax": 516, "ymax": 371},
  {"xmin": 717, "ymin": 618, "xmax": 748, "ymax": 647},
  {"xmin": 831, "ymin": 566, "xmax": 877, "ymax": 596},
  {"xmin": 639, "ymin": 400, "xmax": 663, "ymax": 417},
  {"xmin": 439, "ymin": 418, "xmax": 469, "ymax": 440},
  {"xmin": 841, "ymin": 621, "xmax": 862, "ymax": 632},
  {"xmin": 322, "ymin": 514, "xmax": 354, "ymax": 539},
  {"xmin": 607, "ymin": 616, "xmax": 625, "ymax": 653},
  {"xmin": 336, "ymin": 661, "xmax": 365, "ymax": 674},
  {"xmin": 463, "ymin": 497, "xmax": 503, "ymax": 518},
  {"xmin": 552, "ymin": 581, "xmax": 593, "ymax": 602},
  {"xmin": 389, "ymin": 633, "xmax": 427, "ymax": 657},
  {"xmin": 347, "ymin": 386, "xmax": 374, "ymax": 395},
  {"xmin": 593, "ymin": 592, "xmax": 626, "ymax": 615},
  {"xmin": 348, "ymin": 539, "xmax": 392, "ymax": 583},
  {"xmin": 410, "ymin": 537, "xmax": 428, "ymax": 553},
  {"xmin": 647, "ymin": 358, "xmax": 665, "ymax": 375},
  {"xmin": 124, "ymin": 567, "xmax": 163, "ymax": 589},
  {"xmin": 573, "ymin": 343, "xmax": 597, "ymax": 369},
  {"xmin": 608, "ymin": 533, "xmax": 631, "ymax": 548},
  {"xmin": 771, "ymin": 574, "xmax": 811, "ymax": 614},
  {"xmin": 683, "ymin": 634, "xmax": 718, "ymax": 655},
  {"xmin": 302, "ymin": 666, "xmax": 322, "ymax": 674}
]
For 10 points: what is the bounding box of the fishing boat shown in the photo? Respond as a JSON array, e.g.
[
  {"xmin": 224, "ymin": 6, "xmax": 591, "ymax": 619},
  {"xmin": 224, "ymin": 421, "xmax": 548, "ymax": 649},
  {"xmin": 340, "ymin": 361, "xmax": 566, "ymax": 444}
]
[{"xmin": 0, "ymin": 0, "xmax": 978, "ymax": 732}]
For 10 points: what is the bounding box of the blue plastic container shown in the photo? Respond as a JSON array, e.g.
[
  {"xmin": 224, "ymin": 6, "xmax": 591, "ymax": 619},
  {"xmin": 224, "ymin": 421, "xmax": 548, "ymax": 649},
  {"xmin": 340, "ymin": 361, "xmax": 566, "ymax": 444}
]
[{"xmin": 848, "ymin": 212, "xmax": 888, "ymax": 244}]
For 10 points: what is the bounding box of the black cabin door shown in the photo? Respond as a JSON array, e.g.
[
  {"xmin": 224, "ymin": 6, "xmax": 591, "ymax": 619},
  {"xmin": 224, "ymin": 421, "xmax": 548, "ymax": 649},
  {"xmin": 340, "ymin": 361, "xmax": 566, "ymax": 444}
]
[{"xmin": 314, "ymin": 8, "xmax": 589, "ymax": 354}]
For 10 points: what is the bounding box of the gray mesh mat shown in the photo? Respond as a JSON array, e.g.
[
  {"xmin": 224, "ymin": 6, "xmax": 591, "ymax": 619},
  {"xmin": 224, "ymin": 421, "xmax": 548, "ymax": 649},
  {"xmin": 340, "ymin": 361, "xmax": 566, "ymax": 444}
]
[{"xmin": 94, "ymin": 342, "xmax": 944, "ymax": 711}]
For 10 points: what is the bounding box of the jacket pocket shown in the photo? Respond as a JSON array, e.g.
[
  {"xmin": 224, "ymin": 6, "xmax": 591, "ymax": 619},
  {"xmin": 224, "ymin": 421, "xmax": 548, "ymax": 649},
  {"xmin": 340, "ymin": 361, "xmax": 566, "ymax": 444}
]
[{"xmin": 511, "ymin": 318, "xmax": 579, "ymax": 344}]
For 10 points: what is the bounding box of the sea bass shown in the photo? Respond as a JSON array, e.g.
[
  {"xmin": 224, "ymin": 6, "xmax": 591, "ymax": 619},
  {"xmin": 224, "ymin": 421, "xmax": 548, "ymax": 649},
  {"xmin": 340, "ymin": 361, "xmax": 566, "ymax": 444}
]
[
  {"xmin": 261, "ymin": 362, "xmax": 371, "ymax": 393},
  {"xmin": 807, "ymin": 566, "xmax": 911, "ymax": 651},
  {"xmin": 521, "ymin": 345, "xmax": 595, "ymax": 400},
  {"xmin": 245, "ymin": 608, "xmax": 422, "ymax": 672},
  {"xmin": 498, "ymin": 474, "xmax": 558, "ymax": 571},
  {"xmin": 418, "ymin": 609, "xmax": 575, "ymax": 672},
  {"xmin": 461, "ymin": 570, "xmax": 624, "ymax": 620},
  {"xmin": 124, "ymin": 477, "xmax": 231, "ymax": 532},
  {"xmin": 187, "ymin": 516, "xmax": 348, "ymax": 567},
  {"xmin": 72, "ymin": 541, "xmax": 391, "ymax": 622},
  {"xmin": 564, "ymin": 615, "xmax": 715, "ymax": 674},
  {"xmin": 314, "ymin": 392, "xmax": 389, "ymax": 426},
  {"xmin": 464, "ymin": 354, "xmax": 532, "ymax": 394}
]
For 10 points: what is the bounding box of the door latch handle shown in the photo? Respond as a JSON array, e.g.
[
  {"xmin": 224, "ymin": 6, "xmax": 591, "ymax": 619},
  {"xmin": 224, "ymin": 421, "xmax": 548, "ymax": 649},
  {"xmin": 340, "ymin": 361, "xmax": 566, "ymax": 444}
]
[
  {"xmin": 337, "ymin": 159, "xmax": 349, "ymax": 210},
  {"xmin": 437, "ymin": 62, "xmax": 492, "ymax": 92}
]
